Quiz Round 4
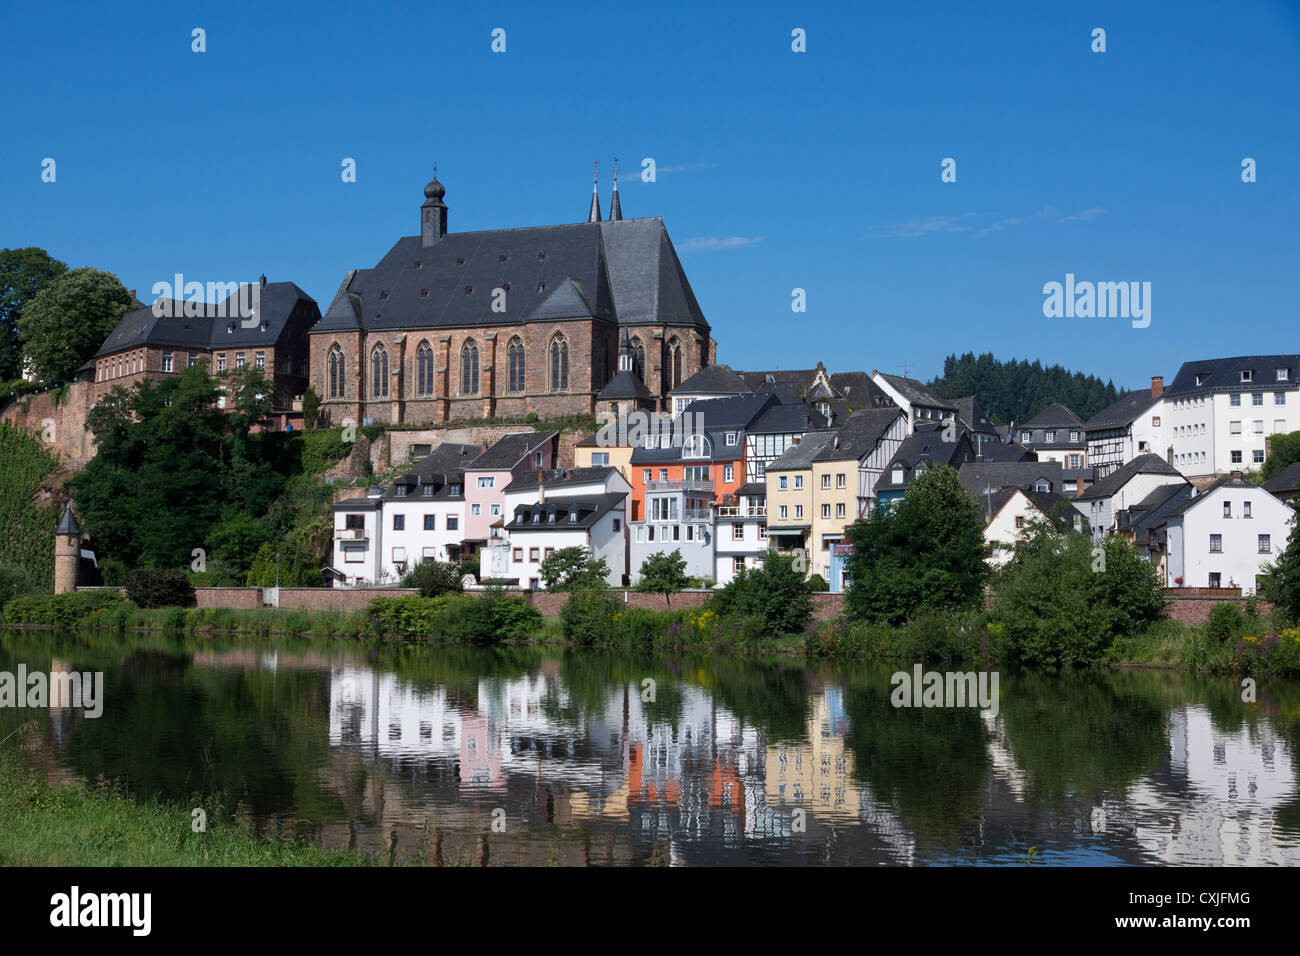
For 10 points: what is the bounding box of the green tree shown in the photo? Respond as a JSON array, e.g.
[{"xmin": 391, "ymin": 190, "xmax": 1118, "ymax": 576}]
[
  {"xmin": 17, "ymin": 266, "xmax": 132, "ymax": 384},
  {"xmin": 402, "ymin": 558, "xmax": 464, "ymax": 597},
  {"xmin": 636, "ymin": 549, "xmax": 689, "ymax": 604},
  {"xmin": 538, "ymin": 546, "xmax": 610, "ymax": 591},
  {"xmin": 710, "ymin": 550, "xmax": 813, "ymax": 637},
  {"xmin": 1261, "ymin": 431, "xmax": 1300, "ymax": 482},
  {"xmin": 0, "ymin": 247, "xmax": 67, "ymax": 380},
  {"xmin": 301, "ymin": 386, "xmax": 321, "ymax": 430},
  {"xmin": 245, "ymin": 541, "xmax": 322, "ymax": 587},
  {"xmin": 843, "ymin": 465, "xmax": 989, "ymax": 625},
  {"xmin": 1261, "ymin": 502, "xmax": 1300, "ymax": 622}
]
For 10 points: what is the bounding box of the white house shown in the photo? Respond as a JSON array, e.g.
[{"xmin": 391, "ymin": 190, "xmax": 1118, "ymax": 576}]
[
  {"xmin": 1084, "ymin": 377, "xmax": 1167, "ymax": 479},
  {"xmin": 1072, "ymin": 453, "xmax": 1188, "ymax": 542},
  {"xmin": 711, "ymin": 483, "xmax": 771, "ymax": 586},
  {"xmin": 1164, "ymin": 355, "xmax": 1300, "ymax": 478},
  {"xmin": 982, "ymin": 489, "xmax": 1081, "ymax": 566},
  {"xmin": 501, "ymin": 466, "xmax": 631, "ymax": 588},
  {"xmin": 870, "ymin": 371, "xmax": 956, "ymax": 434},
  {"xmin": 1162, "ymin": 475, "xmax": 1295, "ymax": 593},
  {"xmin": 331, "ymin": 489, "xmax": 385, "ymax": 584}
]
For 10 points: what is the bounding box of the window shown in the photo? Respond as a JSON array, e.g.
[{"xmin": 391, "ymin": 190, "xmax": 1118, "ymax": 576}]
[
  {"xmin": 733, "ymin": 556, "xmax": 746, "ymax": 573},
  {"xmin": 836, "ymin": 503, "xmax": 845, "ymax": 519},
  {"xmin": 423, "ymin": 485, "xmax": 433, "ymax": 496},
  {"xmin": 477, "ymin": 476, "xmax": 494, "ymax": 489},
  {"xmin": 732, "ymin": 522, "xmax": 743, "ymax": 541},
  {"xmin": 1277, "ymin": 368, "xmax": 1290, "ymax": 381},
  {"xmin": 507, "ymin": 336, "xmax": 525, "ymax": 392},
  {"xmin": 216, "ymin": 353, "xmax": 226, "ymax": 372},
  {"xmin": 447, "ymin": 516, "xmax": 458, "ymax": 530},
  {"xmin": 1276, "ymin": 420, "xmax": 1288, "ymax": 434},
  {"xmin": 659, "ymin": 469, "xmax": 668, "ymax": 481},
  {"xmin": 821, "ymin": 504, "xmax": 830, "ymax": 519},
  {"xmin": 726, "ymin": 432, "xmax": 738, "ymax": 446},
  {"xmin": 1045, "ymin": 431, "xmax": 1055, "ymax": 443},
  {"xmin": 423, "ymin": 515, "xmax": 436, "ymax": 530},
  {"xmin": 779, "ymin": 505, "xmax": 788, "ymax": 519},
  {"xmin": 1259, "ymin": 534, "xmax": 1271, "ymax": 554},
  {"xmin": 1209, "ymin": 572, "xmax": 1222, "ymax": 588},
  {"xmin": 470, "ymin": 504, "xmax": 481, "ymax": 516},
  {"xmin": 794, "ymin": 504, "xmax": 803, "ymax": 519},
  {"xmin": 490, "ymin": 504, "xmax": 500, "ymax": 516},
  {"xmin": 779, "ymin": 476, "xmax": 787, "ymax": 490},
  {"xmin": 1253, "ymin": 393, "xmax": 1264, "ymax": 406},
  {"xmin": 643, "ymin": 469, "xmax": 651, "ymax": 483},
  {"xmin": 162, "ymin": 351, "xmax": 173, "ymax": 372},
  {"xmin": 635, "ymin": 526, "xmax": 645, "ymax": 543},
  {"xmin": 630, "ymin": 336, "xmax": 645, "ymax": 379},
  {"xmin": 1020, "ymin": 431, "xmax": 1030, "ymax": 443},
  {"xmin": 255, "ymin": 351, "xmax": 265, "ymax": 369},
  {"xmin": 328, "ymin": 345, "xmax": 345, "ymax": 398},
  {"xmin": 343, "ymin": 547, "xmax": 364, "ymax": 564},
  {"xmin": 1210, "ymin": 534, "xmax": 1222, "ymax": 553},
  {"xmin": 461, "ymin": 340, "xmax": 479, "ymax": 395},
  {"xmin": 1152, "ymin": 416, "xmax": 1161, "ymax": 427},
  {"xmin": 544, "ymin": 547, "xmax": 556, "ymax": 560},
  {"xmin": 1230, "ymin": 394, "xmax": 1241, "ymax": 407},
  {"xmin": 822, "ymin": 474, "xmax": 831, "ymax": 489},
  {"xmin": 512, "ymin": 548, "xmax": 522, "ymax": 563},
  {"xmin": 1015, "ymin": 516, "xmax": 1026, "ymax": 529},
  {"xmin": 794, "ymin": 476, "xmax": 803, "ymax": 489},
  {"xmin": 724, "ymin": 464, "xmax": 734, "ymax": 483},
  {"xmin": 1231, "ymin": 450, "xmax": 1243, "ymax": 463},
  {"xmin": 892, "ymin": 466, "xmax": 904, "ymax": 484},
  {"xmin": 1242, "ymin": 370, "xmax": 1254, "ymax": 382},
  {"xmin": 236, "ymin": 352, "xmax": 246, "ymax": 369},
  {"xmin": 345, "ymin": 514, "xmax": 365, "ymax": 530},
  {"xmin": 1223, "ymin": 501, "xmax": 1232, "ymax": 518},
  {"xmin": 1254, "ymin": 449, "xmax": 1265, "ymax": 464},
  {"xmin": 836, "ymin": 473, "xmax": 846, "ymax": 488},
  {"xmin": 549, "ymin": 334, "xmax": 569, "ymax": 391},
  {"xmin": 1230, "ymin": 420, "xmax": 1242, "ymax": 435},
  {"xmin": 188, "ymin": 354, "xmax": 198, "ymax": 368},
  {"xmin": 1276, "ymin": 392, "xmax": 1287, "ymax": 406},
  {"xmin": 612, "ymin": 519, "xmax": 621, "ymax": 532},
  {"xmin": 529, "ymin": 548, "xmax": 539, "ymax": 562},
  {"xmin": 1068, "ymin": 454, "xmax": 1081, "ymax": 469},
  {"xmin": 391, "ymin": 546, "xmax": 406, "ymax": 563},
  {"xmin": 758, "ymin": 523, "xmax": 768, "ymax": 538},
  {"xmin": 1244, "ymin": 501, "xmax": 1252, "ymax": 518},
  {"xmin": 591, "ymin": 452, "xmax": 610, "ymax": 466},
  {"xmin": 666, "ymin": 336, "xmax": 683, "ymax": 389},
  {"xmin": 1254, "ymin": 420, "xmax": 1265, "ymax": 434},
  {"xmin": 416, "ymin": 340, "xmax": 434, "ymax": 397},
  {"xmin": 370, "ymin": 344, "xmax": 388, "ymax": 397}
]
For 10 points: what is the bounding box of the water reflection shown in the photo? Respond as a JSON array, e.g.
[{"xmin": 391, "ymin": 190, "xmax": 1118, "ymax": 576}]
[{"xmin": 3, "ymin": 633, "xmax": 1299, "ymax": 866}]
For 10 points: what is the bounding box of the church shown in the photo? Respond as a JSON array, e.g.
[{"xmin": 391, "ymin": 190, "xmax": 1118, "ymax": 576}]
[{"xmin": 308, "ymin": 169, "xmax": 717, "ymax": 426}]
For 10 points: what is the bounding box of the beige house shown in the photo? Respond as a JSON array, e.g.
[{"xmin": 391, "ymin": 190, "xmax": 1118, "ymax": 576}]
[{"xmin": 765, "ymin": 432, "xmax": 837, "ymax": 579}]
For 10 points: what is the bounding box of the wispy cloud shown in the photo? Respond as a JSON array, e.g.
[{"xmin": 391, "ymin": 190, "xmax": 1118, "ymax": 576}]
[
  {"xmin": 973, "ymin": 206, "xmax": 1056, "ymax": 238},
  {"xmin": 1058, "ymin": 207, "xmax": 1107, "ymax": 223},
  {"xmin": 866, "ymin": 215, "xmax": 975, "ymax": 239},
  {"xmin": 679, "ymin": 235, "xmax": 764, "ymax": 252},
  {"xmin": 656, "ymin": 162, "xmax": 714, "ymax": 175}
]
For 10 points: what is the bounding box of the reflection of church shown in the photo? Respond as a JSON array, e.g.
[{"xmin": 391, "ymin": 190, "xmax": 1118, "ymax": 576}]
[{"xmin": 308, "ymin": 169, "xmax": 716, "ymax": 426}]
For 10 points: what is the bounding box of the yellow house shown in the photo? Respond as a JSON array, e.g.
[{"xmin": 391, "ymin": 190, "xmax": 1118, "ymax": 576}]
[
  {"xmin": 765, "ymin": 432, "xmax": 838, "ymax": 576},
  {"xmin": 809, "ymin": 451, "xmax": 858, "ymax": 583},
  {"xmin": 574, "ymin": 432, "xmax": 633, "ymax": 483}
]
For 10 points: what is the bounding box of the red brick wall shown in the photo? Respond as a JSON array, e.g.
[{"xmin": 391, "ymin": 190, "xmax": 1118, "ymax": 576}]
[
  {"xmin": 194, "ymin": 588, "xmax": 262, "ymax": 609},
  {"xmin": 1164, "ymin": 595, "xmax": 1274, "ymax": 625}
]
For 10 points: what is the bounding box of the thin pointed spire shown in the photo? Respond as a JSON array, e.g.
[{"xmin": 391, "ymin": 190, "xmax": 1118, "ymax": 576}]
[
  {"xmin": 609, "ymin": 157, "xmax": 622, "ymax": 221},
  {"xmin": 588, "ymin": 160, "xmax": 602, "ymax": 222}
]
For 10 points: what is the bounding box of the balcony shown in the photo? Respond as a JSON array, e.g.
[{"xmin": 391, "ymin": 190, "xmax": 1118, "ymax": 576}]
[
  {"xmin": 646, "ymin": 479, "xmax": 714, "ymax": 494},
  {"xmin": 683, "ymin": 508, "xmax": 713, "ymax": 523},
  {"xmin": 717, "ymin": 505, "xmax": 766, "ymax": 518},
  {"xmin": 338, "ymin": 528, "xmax": 368, "ymax": 541}
]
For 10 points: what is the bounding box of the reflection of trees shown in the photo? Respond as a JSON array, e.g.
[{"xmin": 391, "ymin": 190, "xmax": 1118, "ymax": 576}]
[
  {"xmin": 708, "ymin": 659, "xmax": 811, "ymax": 743},
  {"xmin": 997, "ymin": 670, "xmax": 1169, "ymax": 802},
  {"xmin": 842, "ymin": 669, "xmax": 990, "ymax": 845}
]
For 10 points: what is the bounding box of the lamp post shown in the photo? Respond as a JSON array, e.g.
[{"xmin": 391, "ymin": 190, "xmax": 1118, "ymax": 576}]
[{"xmin": 275, "ymin": 552, "xmax": 281, "ymax": 589}]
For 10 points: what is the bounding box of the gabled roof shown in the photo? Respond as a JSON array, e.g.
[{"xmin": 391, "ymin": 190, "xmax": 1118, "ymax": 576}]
[
  {"xmin": 954, "ymin": 396, "xmax": 998, "ymax": 435},
  {"xmin": 466, "ymin": 431, "xmax": 557, "ymax": 470},
  {"xmin": 767, "ymin": 431, "xmax": 838, "ymax": 471},
  {"xmin": 984, "ymin": 487, "xmax": 1076, "ymax": 526},
  {"xmin": 504, "ymin": 492, "xmax": 626, "ymax": 531},
  {"xmin": 1121, "ymin": 483, "xmax": 1196, "ymax": 537},
  {"xmin": 596, "ymin": 368, "xmax": 653, "ymax": 400},
  {"xmin": 631, "ymin": 394, "xmax": 774, "ymax": 464},
  {"xmin": 1166, "ymin": 354, "xmax": 1300, "ymax": 397},
  {"xmin": 1264, "ymin": 461, "xmax": 1300, "ymax": 494},
  {"xmin": 95, "ymin": 282, "xmax": 317, "ymax": 356},
  {"xmin": 969, "ymin": 438, "xmax": 1034, "ymax": 462},
  {"xmin": 1084, "ymin": 389, "xmax": 1161, "ymax": 430},
  {"xmin": 874, "ymin": 373, "xmax": 956, "ymax": 411},
  {"xmin": 674, "ymin": 363, "xmax": 751, "ymax": 395},
  {"xmin": 748, "ymin": 401, "xmax": 827, "ymax": 435},
  {"xmin": 876, "ymin": 425, "xmax": 974, "ymax": 492},
  {"xmin": 1162, "ymin": 475, "xmax": 1263, "ymax": 518},
  {"xmin": 958, "ymin": 461, "xmax": 1065, "ymax": 498},
  {"xmin": 814, "ymin": 408, "xmax": 905, "ymax": 462},
  {"xmin": 312, "ymin": 216, "xmax": 710, "ymax": 336},
  {"xmin": 504, "ymin": 465, "xmax": 620, "ymax": 493},
  {"xmin": 1075, "ymin": 453, "xmax": 1183, "ymax": 501}
]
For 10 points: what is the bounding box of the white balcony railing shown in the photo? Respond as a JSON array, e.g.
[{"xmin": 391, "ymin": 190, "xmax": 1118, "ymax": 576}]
[
  {"xmin": 646, "ymin": 479, "xmax": 714, "ymax": 493},
  {"xmin": 337, "ymin": 528, "xmax": 368, "ymax": 541},
  {"xmin": 716, "ymin": 506, "xmax": 766, "ymax": 518}
]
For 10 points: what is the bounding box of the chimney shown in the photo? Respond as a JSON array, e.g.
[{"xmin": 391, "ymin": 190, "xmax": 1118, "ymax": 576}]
[
  {"xmin": 538, "ymin": 476, "xmax": 545, "ymax": 505},
  {"xmin": 1231, "ymin": 470, "xmax": 1243, "ymax": 480},
  {"xmin": 1151, "ymin": 375, "xmax": 1164, "ymax": 398},
  {"xmin": 259, "ymin": 273, "xmax": 267, "ymax": 288},
  {"xmin": 1077, "ymin": 477, "xmax": 1085, "ymax": 496},
  {"xmin": 129, "ymin": 289, "xmax": 137, "ymax": 301}
]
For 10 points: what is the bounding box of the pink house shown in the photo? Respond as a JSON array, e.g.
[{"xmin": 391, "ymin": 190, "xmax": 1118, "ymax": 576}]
[{"xmin": 461, "ymin": 431, "xmax": 558, "ymax": 552}]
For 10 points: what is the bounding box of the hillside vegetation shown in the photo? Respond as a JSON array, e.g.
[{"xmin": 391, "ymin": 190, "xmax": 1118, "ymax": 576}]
[{"xmin": 0, "ymin": 421, "xmax": 60, "ymax": 588}]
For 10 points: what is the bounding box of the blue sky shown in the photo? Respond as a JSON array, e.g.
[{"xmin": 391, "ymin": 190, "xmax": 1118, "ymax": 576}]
[{"xmin": 2, "ymin": 0, "xmax": 1297, "ymax": 391}]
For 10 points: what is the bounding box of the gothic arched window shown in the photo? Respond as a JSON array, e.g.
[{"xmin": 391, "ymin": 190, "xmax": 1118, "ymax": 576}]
[
  {"xmin": 328, "ymin": 344, "xmax": 345, "ymax": 399},
  {"xmin": 461, "ymin": 340, "xmax": 479, "ymax": 396},
  {"xmin": 667, "ymin": 336, "xmax": 683, "ymax": 389},
  {"xmin": 507, "ymin": 336, "xmax": 525, "ymax": 393},
  {"xmin": 415, "ymin": 340, "xmax": 434, "ymax": 397},
  {"xmin": 371, "ymin": 343, "xmax": 388, "ymax": 397},
  {"xmin": 630, "ymin": 336, "xmax": 645, "ymax": 380},
  {"xmin": 549, "ymin": 333, "xmax": 569, "ymax": 392}
]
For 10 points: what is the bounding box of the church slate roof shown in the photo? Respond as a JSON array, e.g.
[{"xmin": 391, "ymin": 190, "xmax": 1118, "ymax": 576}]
[
  {"xmin": 311, "ymin": 217, "xmax": 710, "ymax": 336},
  {"xmin": 597, "ymin": 368, "xmax": 654, "ymax": 400},
  {"xmin": 94, "ymin": 282, "xmax": 317, "ymax": 356}
]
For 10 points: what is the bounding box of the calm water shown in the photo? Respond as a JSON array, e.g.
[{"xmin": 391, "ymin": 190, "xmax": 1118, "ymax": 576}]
[{"xmin": 3, "ymin": 630, "xmax": 1300, "ymax": 866}]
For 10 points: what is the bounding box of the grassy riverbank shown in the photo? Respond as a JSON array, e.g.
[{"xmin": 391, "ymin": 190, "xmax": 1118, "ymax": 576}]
[{"xmin": 0, "ymin": 746, "xmax": 376, "ymax": 867}]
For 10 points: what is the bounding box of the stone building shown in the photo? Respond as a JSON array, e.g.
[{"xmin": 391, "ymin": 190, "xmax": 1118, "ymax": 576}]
[{"xmin": 308, "ymin": 172, "xmax": 715, "ymax": 427}]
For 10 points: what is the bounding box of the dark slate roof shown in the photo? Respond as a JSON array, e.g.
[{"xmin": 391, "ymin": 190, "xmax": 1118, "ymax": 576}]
[
  {"xmin": 828, "ymin": 372, "xmax": 892, "ymax": 409},
  {"xmin": 1120, "ymin": 483, "xmax": 1196, "ymax": 537},
  {"xmin": 504, "ymin": 493, "xmax": 626, "ymax": 531},
  {"xmin": 674, "ymin": 363, "xmax": 751, "ymax": 395},
  {"xmin": 748, "ymin": 401, "xmax": 827, "ymax": 434},
  {"xmin": 980, "ymin": 488, "xmax": 1076, "ymax": 525},
  {"xmin": 1165, "ymin": 355, "xmax": 1300, "ymax": 398},
  {"xmin": 467, "ymin": 431, "xmax": 557, "ymax": 470},
  {"xmin": 958, "ymin": 461, "xmax": 1065, "ymax": 498},
  {"xmin": 1264, "ymin": 461, "xmax": 1300, "ymax": 494},
  {"xmin": 679, "ymin": 394, "xmax": 775, "ymax": 429},
  {"xmin": 954, "ymin": 396, "xmax": 999, "ymax": 436},
  {"xmin": 504, "ymin": 465, "xmax": 617, "ymax": 492},
  {"xmin": 1084, "ymin": 389, "xmax": 1161, "ymax": 430},
  {"xmin": 767, "ymin": 431, "xmax": 838, "ymax": 471},
  {"xmin": 814, "ymin": 408, "xmax": 903, "ymax": 461},
  {"xmin": 737, "ymin": 369, "xmax": 816, "ymax": 391},
  {"xmin": 311, "ymin": 216, "xmax": 710, "ymax": 336},
  {"xmin": 94, "ymin": 282, "xmax": 317, "ymax": 356},
  {"xmin": 1163, "ymin": 475, "xmax": 1258, "ymax": 518},
  {"xmin": 875, "ymin": 425, "xmax": 975, "ymax": 492},
  {"xmin": 383, "ymin": 442, "xmax": 479, "ymax": 500},
  {"xmin": 970, "ymin": 438, "xmax": 1034, "ymax": 462},
  {"xmin": 751, "ymin": 381, "xmax": 803, "ymax": 405},
  {"xmin": 1075, "ymin": 453, "xmax": 1183, "ymax": 501},
  {"xmin": 596, "ymin": 368, "xmax": 653, "ymax": 400},
  {"xmin": 55, "ymin": 505, "xmax": 81, "ymax": 535},
  {"xmin": 735, "ymin": 482, "xmax": 766, "ymax": 497},
  {"xmin": 631, "ymin": 394, "xmax": 774, "ymax": 465},
  {"xmin": 875, "ymin": 373, "xmax": 956, "ymax": 411},
  {"xmin": 1022, "ymin": 402, "xmax": 1085, "ymax": 429}
]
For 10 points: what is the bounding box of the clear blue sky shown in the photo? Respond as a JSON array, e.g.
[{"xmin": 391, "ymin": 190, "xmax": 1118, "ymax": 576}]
[{"xmin": 2, "ymin": 0, "xmax": 1297, "ymax": 392}]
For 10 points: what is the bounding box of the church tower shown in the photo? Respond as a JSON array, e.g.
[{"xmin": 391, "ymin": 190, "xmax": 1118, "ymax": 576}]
[
  {"xmin": 421, "ymin": 168, "xmax": 448, "ymax": 246},
  {"xmin": 54, "ymin": 504, "xmax": 81, "ymax": 594}
]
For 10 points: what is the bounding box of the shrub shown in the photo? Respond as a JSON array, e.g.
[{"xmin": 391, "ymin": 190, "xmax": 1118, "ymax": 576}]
[
  {"xmin": 0, "ymin": 562, "xmax": 37, "ymax": 607},
  {"xmin": 636, "ymin": 550, "xmax": 689, "ymax": 599},
  {"xmin": 98, "ymin": 556, "xmax": 129, "ymax": 587},
  {"xmin": 709, "ymin": 551, "xmax": 813, "ymax": 637},
  {"xmin": 435, "ymin": 594, "xmax": 541, "ymax": 643},
  {"xmin": 367, "ymin": 595, "xmax": 451, "ymax": 638},
  {"xmin": 125, "ymin": 568, "xmax": 195, "ymax": 608},
  {"xmin": 401, "ymin": 558, "xmax": 464, "ymax": 598},
  {"xmin": 806, "ymin": 573, "xmax": 829, "ymax": 592},
  {"xmin": 539, "ymin": 547, "xmax": 609, "ymax": 592},
  {"xmin": 1206, "ymin": 602, "xmax": 1246, "ymax": 644},
  {"xmin": 560, "ymin": 589, "xmax": 621, "ymax": 644},
  {"xmin": 2, "ymin": 591, "xmax": 128, "ymax": 628}
]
